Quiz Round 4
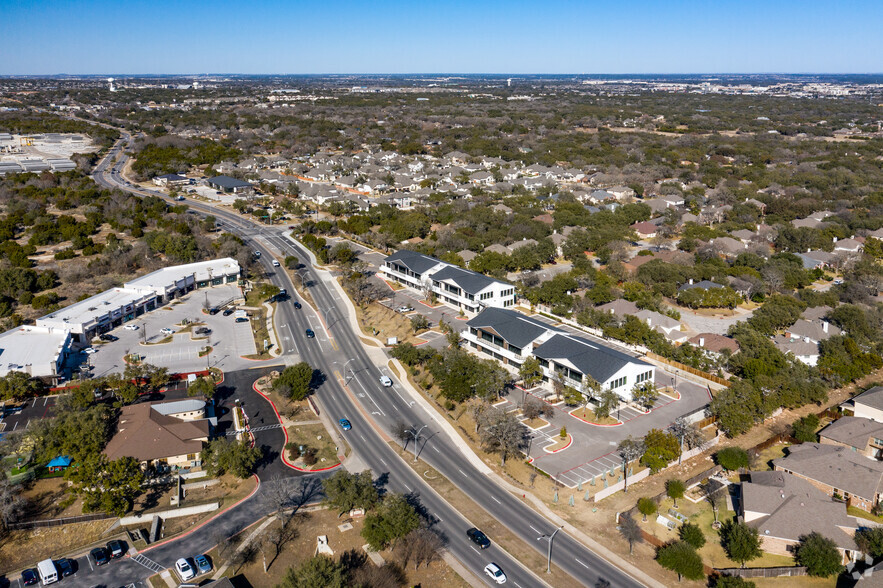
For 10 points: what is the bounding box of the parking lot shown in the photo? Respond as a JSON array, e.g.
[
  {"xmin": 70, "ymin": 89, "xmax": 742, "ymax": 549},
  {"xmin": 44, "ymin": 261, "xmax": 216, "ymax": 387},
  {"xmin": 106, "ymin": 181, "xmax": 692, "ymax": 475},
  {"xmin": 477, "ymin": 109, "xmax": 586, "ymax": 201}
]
[{"xmin": 84, "ymin": 285, "xmax": 259, "ymax": 377}]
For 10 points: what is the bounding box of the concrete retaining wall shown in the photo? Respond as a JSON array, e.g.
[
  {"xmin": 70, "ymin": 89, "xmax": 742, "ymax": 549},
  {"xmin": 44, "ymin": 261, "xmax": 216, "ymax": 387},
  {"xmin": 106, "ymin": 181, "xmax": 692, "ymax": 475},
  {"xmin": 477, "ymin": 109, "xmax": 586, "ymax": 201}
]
[{"xmin": 119, "ymin": 502, "xmax": 219, "ymax": 526}]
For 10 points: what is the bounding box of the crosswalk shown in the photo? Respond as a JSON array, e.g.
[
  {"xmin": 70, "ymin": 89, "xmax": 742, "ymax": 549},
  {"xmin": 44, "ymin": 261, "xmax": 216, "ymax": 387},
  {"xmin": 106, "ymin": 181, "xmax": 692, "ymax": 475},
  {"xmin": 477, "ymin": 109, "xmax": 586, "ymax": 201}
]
[
  {"xmin": 225, "ymin": 423, "xmax": 282, "ymax": 436},
  {"xmin": 131, "ymin": 553, "xmax": 165, "ymax": 573}
]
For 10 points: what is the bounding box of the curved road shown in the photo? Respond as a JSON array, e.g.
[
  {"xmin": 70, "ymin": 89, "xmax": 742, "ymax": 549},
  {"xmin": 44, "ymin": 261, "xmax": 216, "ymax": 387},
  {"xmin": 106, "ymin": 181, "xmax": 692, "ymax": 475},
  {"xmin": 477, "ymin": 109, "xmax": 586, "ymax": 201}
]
[{"xmin": 88, "ymin": 128, "xmax": 646, "ymax": 587}]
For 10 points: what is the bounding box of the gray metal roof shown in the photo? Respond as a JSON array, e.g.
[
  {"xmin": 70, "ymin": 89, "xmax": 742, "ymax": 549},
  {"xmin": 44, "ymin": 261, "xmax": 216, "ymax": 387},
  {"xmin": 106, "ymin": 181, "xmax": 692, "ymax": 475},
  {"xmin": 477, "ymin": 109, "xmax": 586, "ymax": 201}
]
[
  {"xmin": 385, "ymin": 249, "xmax": 441, "ymax": 275},
  {"xmin": 208, "ymin": 175, "xmax": 251, "ymax": 189},
  {"xmin": 466, "ymin": 307, "xmax": 562, "ymax": 348},
  {"xmin": 533, "ymin": 334, "xmax": 649, "ymax": 383},
  {"xmin": 430, "ymin": 265, "xmax": 501, "ymax": 295}
]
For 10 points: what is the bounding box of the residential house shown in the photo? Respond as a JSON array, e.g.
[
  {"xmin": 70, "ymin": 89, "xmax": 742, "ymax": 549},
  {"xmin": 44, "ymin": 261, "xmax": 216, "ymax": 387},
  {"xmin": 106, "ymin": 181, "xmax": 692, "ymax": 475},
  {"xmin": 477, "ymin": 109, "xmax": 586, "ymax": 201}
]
[
  {"xmin": 797, "ymin": 250, "xmax": 836, "ymax": 270},
  {"xmin": 631, "ymin": 222, "xmax": 658, "ymax": 239},
  {"xmin": 709, "ymin": 237, "xmax": 747, "ymax": 258},
  {"xmin": 688, "ymin": 333, "xmax": 740, "ymax": 357},
  {"xmin": 850, "ymin": 387, "xmax": 883, "ymax": 423},
  {"xmin": 596, "ymin": 299, "xmax": 640, "ymax": 319},
  {"xmin": 740, "ymin": 470, "xmax": 859, "ymax": 563},
  {"xmin": 635, "ymin": 310, "xmax": 687, "ymax": 343},
  {"xmin": 834, "ymin": 237, "xmax": 864, "ymax": 254},
  {"xmin": 773, "ymin": 336, "xmax": 820, "ymax": 366},
  {"xmin": 774, "ymin": 443, "xmax": 883, "ymax": 512},
  {"xmin": 784, "ymin": 319, "xmax": 841, "ymax": 344},
  {"xmin": 819, "ymin": 417, "xmax": 883, "ymax": 460},
  {"xmin": 152, "ymin": 173, "xmax": 189, "ymax": 187},
  {"xmin": 381, "ymin": 250, "xmax": 516, "ymax": 314},
  {"xmin": 678, "ymin": 279, "xmax": 725, "ymax": 294},
  {"xmin": 208, "ymin": 176, "xmax": 252, "ymax": 194}
]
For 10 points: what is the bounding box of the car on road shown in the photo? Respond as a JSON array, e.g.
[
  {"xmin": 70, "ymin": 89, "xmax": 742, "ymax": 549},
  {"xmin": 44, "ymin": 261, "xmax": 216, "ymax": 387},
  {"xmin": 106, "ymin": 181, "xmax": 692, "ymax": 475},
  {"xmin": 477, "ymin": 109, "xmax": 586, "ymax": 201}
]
[
  {"xmin": 83, "ymin": 347, "xmax": 97, "ymax": 354},
  {"xmin": 124, "ymin": 324, "xmax": 139, "ymax": 331},
  {"xmin": 223, "ymin": 308, "xmax": 235, "ymax": 316},
  {"xmin": 194, "ymin": 554, "xmax": 212, "ymax": 575},
  {"xmin": 55, "ymin": 558, "xmax": 74, "ymax": 577},
  {"xmin": 466, "ymin": 527, "xmax": 491, "ymax": 548},
  {"xmin": 272, "ymin": 259, "xmax": 280, "ymax": 267},
  {"xmin": 107, "ymin": 539, "xmax": 125, "ymax": 558},
  {"xmin": 175, "ymin": 195, "xmax": 185, "ymax": 201},
  {"xmin": 484, "ymin": 562, "xmax": 507, "ymax": 584},
  {"xmin": 21, "ymin": 568, "xmax": 39, "ymax": 586},
  {"xmin": 397, "ymin": 305, "xmax": 414, "ymax": 313},
  {"xmin": 235, "ymin": 317, "xmax": 249, "ymax": 323},
  {"xmin": 175, "ymin": 558, "xmax": 195, "ymax": 581},
  {"xmin": 305, "ymin": 329, "xmax": 315, "ymax": 338},
  {"xmin": 379, "ymin": 375, "xmax": 392, "ymax": 387},
  {"xmin": 90, "ymin": 547, "xmax": 109, "ymax": 566},
  {"xmin": 99, "ymin": 333, "xmax": 118, "ymax": 342},
  {"xmin": 339, "ymin": 418, "xmax": 352, "ymax": 431},
  {"xmin": 293, "ymin": 301, "xmax": 302, "ymax": 309},
  {"xmin": 195, "ymin": 327, "xmax": 212, "ymax": 335},
  {"xmin": 160, "ymin": 328, "xmax": 175, "ymax": 335},
  {"xmin": 253, "ymin": 251, "xmax": 261, "ymax": 258}
]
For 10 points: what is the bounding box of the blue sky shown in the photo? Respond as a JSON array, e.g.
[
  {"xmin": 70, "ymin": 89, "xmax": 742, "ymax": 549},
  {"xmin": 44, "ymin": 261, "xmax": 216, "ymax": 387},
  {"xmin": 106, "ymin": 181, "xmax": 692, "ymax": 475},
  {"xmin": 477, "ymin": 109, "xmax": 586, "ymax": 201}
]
[{"xmin": 2, "ymin": 0, "xmax": 881, "ymax": 74}]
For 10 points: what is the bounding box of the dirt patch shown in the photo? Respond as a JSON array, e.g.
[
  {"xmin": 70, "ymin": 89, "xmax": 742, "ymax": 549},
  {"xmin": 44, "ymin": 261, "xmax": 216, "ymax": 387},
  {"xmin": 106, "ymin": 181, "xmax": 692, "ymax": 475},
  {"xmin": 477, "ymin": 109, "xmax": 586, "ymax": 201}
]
[
  {"xmin": 286, "ymin": 423, "xmax": 341, "ymax": 469},
  {"xmin": 0, "ymin": 519, "xmax": 115, "ymax": 574},
  {"xmin": 19, "ymin": 477, "xmax": 83, "ymax": 520},
  {"xmin": 131, "ymin": 474, "xmax": 256, "ymax": 519},
  {"xmin": 225, "ymin": 507, "xmax": 470, "ymax": 588},
  {"xmin": 353, "ymin": 301, "xmax": 423, "ymax": 345},
  {"xmin": 569, "ymin": 407, "xmax": 619, "ymax": 425}
]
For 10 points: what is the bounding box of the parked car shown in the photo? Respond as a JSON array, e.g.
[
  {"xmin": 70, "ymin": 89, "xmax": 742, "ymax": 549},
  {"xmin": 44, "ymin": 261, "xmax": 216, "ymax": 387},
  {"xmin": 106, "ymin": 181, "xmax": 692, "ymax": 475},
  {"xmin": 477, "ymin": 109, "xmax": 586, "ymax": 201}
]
[
  {"xmin": 293, "ymin": 301, "xmax": 302, "ymax": 309},
  {"xmin": 175, "ymin": 558, "xmax": 195, "ymax": 581},
  {"xmin": 208, "ymin": 307, "xmax": 219, "ymax": 315},
  {"xmin": 90, "ymin": 547, "xmax": 109, "ymax": 566},
  {"xmin": 160, "ymin": 328, "xmax": 175, "ymax": 335},
  {"xmin": 83, "ymin": 347, "xmax": 97, "ymax": 354},
  {"xmin": 195, "ymin": 327, "xmax": 211, "ymax": 335},
  {"xmin": 124, "ymin": 324, "xmax": 139, "ymax": 331},
  {"xmin": 396, "ymin": 305, "xmax": 414, "ymax": 313},
  {"xmin": 466, "ymin": 527, "xmax": 491, "ymax": 548},
  {"xmin": 484, "ymin": 563, "xmax": 507, "ymax": 584},
  {"xmin": 379, "ymin": 376, "xmax": 392, "ymax": 387},
  {"xmin": 339, "ymin": 418, "xmax": 352, "ymax": 431},
  {"xmin": 21, "ymin": 568, "xmax": 39, "ymax": 586},
  {"xmin": 223, "ymin": 308, "xmax": 235, "ymax": 316},
  {"xmin": 305, "ymin": 329, "xmax": 315, "ymax": 338},
  {"xmin": 194, "ymin": 554, "xmax": 212, "ymax": 575},
  {"xmin": 235, "ymin": 317, "xmax": 249, "ymax": 323},
  {"xmin": 107, "ymin": 539, "xmax": 125, "ymax": 558},
  {"xmin": 55, "ymin": 558, "xmax": 74, "ymax": 577},
  {"xmin": 99, "ymin": 334, "xmax": 118, "ymax": 342}
]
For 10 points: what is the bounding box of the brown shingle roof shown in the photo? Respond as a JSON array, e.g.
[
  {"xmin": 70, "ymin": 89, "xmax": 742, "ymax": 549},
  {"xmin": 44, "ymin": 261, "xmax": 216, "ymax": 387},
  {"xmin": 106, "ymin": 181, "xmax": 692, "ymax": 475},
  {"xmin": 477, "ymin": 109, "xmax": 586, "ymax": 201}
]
[{"xmin": 103, "ymin": 403, "xmax": 209, "ymax": 462}]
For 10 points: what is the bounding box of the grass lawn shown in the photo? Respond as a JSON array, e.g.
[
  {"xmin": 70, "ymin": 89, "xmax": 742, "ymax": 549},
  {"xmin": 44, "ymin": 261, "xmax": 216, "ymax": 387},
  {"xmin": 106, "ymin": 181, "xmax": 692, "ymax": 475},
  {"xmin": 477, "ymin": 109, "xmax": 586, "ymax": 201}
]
[
  {"xmin": 753, "ymin": 443, "xmax": 791, "ymax": 471},
  {"xmin": 752, "ymin": 576, "xmax": 836, "ymax": 588},
  {"xmin": 569, "ymin": 406, "xmax": 618, "ymax": 425},
  {"xmin": 848, "ymin": 505, "xmax": 883, "ymax": 523},
  {"xmin": 0, "ymin": 520, "xmax": 113, "ymax": 575},
  {"xmin": 352, "ymin": 299, "xmax": 421, "ymax": 344}
]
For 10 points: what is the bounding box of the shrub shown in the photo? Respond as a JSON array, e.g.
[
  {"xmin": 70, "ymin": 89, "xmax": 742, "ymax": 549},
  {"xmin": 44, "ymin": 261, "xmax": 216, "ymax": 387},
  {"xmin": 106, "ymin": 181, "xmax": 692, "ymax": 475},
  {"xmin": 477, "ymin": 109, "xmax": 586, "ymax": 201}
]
[
  {"xmin": 715, "ymin": 447, "xmax": 749, "ymax": 471},
  {"xmin": 791, "ymin": 414, "xmax": 820, "ymax": 443},
  {"xmin": 560, "ymin": 426, "xmax": 567, "ymax": 439}
]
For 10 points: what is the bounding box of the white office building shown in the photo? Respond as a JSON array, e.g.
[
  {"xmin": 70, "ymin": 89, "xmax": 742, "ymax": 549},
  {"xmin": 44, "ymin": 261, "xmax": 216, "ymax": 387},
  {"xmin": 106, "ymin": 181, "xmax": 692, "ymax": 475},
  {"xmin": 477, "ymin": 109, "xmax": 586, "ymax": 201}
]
[
  {"xmin": 463, "ymin": 307, "xmax": 655, "ymax": 400},
  {"xmin": 380, "ymin": 250, "xmax": 516, "ymax": 314}
]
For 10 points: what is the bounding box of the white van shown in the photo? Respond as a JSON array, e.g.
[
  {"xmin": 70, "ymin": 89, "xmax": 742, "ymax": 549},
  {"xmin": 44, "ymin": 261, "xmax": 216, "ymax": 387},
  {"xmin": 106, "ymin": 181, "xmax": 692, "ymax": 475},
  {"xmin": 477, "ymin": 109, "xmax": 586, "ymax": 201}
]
[{"xmin": 37, "ymin": 559, "xmax": 57, "ymax": 585}]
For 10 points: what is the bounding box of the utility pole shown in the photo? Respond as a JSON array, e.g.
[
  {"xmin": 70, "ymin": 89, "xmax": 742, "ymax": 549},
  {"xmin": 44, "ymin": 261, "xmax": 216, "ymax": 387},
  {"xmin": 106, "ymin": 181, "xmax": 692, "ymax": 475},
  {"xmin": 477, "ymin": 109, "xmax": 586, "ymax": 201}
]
[
  {"xmin": 343, "ymin": 358, "xmax": 356, "ymax": 384},
  {"xmin": 408, "ymin": 424, "xmax": 429, "ymax": 462},
  {"xmin": 536, "ymin": 526, "xmax": 564, "ymax": 573}
]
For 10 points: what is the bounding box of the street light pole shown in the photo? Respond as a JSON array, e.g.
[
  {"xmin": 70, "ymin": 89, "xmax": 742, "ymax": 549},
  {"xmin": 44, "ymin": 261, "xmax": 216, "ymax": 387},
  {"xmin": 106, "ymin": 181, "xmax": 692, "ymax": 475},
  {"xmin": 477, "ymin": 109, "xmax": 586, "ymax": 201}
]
[
  {"xmin": 409, "ymin": 424, "xmax": 429, "ymax": 462},
  {"xmin": 343, "ymin": 358, "xmax": 356, "ymax": 384},
  {"xmin": 536, "ymin": 526, "xmax": 564, "ymax": 573}
]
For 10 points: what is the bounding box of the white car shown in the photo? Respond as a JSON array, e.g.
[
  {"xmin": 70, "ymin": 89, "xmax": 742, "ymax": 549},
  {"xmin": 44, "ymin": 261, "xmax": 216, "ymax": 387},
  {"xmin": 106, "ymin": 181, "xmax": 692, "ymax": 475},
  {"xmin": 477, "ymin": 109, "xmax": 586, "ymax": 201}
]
[
  {"xmin": 83, "ymin": 347, "xmax": 97, "ymax": 354},
  {"xmin": 160, "ymin": 328, "xmax": 175, "ymax": 335},
  {"xmin": 484, "ymin": 563, "xmax": 507, "ymax": 584},
  {"xmin": 124, "ymin": 324, "xmax": 139, "ymax": 331},
  {"xmin": 396, "ymin": 306, "xmax": 414, "ymax": 313},
  {"xmin": 379, "ymin": 376, "xmax": 392, "ymax": 387},
  {"xmin": 175, "ymin": 558, "xmax": 195, "ymax": 581},
  {"xmin": 272, "ymin": 259, "xmax": 281, "ymax": 267}
]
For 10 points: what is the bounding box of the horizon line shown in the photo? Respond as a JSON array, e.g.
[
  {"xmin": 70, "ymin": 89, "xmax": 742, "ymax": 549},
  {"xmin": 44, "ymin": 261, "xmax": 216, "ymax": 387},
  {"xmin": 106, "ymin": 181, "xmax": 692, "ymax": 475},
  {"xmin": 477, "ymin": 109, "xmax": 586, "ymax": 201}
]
[{"xmin": 3, "ymin": 72, "xmax": 883, "ymax": 78}]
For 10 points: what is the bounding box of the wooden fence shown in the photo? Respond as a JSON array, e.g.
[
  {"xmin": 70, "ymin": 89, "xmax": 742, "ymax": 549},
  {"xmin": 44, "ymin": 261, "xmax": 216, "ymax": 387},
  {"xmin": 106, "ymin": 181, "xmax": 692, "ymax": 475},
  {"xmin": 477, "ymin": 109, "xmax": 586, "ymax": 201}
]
[
  {"xmin": 715, "ymin": 566, "xmax": 808, "ymax": 578},
  {"xmin": 8, "ymin": 512, "xmax": 114, "ymax": 530},
  {"xmin": 644, "ymin": 352, "xmax": 731, "ymax": 388}
]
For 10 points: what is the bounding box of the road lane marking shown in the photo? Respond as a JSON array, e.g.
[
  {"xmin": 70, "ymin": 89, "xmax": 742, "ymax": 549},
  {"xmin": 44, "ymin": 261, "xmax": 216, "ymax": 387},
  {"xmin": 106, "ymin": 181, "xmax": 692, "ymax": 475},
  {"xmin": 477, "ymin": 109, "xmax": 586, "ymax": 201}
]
[
  {"xmin": 575, "ymin": 558, "xmax": 590, "ymax": 569},
  {"xmin": 432, "ymin": 446, "xmax": 440, "ymax": 453},
  {"xmin": 404, "ymin": 483, "xmax": 411, "ymax": 492},
  {"xmin": 380, "ymin": 458, "xmax": 387, "ymax": 466},
  {"xmin": 470, "ymin": 546, "xmax": 480, "ymax": 555},
  {"xmin": 491, "ymin": 496, "xmax": 501, "ymax": 504},
  {"xmin": 457, "ymin": 469, "xmax": 468, "ymax": 477},
  {"xmin": 529, "ymin": 525, "xmax": 541, "ymax": 534}
]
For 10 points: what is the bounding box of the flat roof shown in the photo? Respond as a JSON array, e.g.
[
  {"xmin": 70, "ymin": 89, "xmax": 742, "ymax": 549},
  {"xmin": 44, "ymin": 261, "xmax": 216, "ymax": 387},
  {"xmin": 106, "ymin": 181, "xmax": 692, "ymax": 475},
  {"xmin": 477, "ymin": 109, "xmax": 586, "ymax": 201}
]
[
  {"xmin": 39, "ymin": 288, "xmax": 147, "ymax": 328},
  {"xmin": 126, "ymin": 258, "xmax": 240, "ymax": 291},
  {"xmin": 0, "ymin": 326, "xmax": 69, "ymax": 375}
]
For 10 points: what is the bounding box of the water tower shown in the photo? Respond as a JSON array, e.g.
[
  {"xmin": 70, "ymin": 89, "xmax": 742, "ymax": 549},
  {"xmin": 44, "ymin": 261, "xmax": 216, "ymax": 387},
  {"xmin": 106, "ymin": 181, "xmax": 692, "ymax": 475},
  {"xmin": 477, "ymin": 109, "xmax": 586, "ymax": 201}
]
[{"xmin": 107, "ymin": 77, "xmax": 116, "ymax": 92}]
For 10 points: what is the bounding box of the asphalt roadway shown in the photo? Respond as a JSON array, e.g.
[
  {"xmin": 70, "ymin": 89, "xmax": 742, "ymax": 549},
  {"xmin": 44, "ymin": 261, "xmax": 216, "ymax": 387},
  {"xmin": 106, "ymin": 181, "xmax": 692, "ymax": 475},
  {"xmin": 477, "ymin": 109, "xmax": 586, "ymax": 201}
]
[{"xmin": 87, "ymin": 130, "xmax": 646, "ymax": 587}]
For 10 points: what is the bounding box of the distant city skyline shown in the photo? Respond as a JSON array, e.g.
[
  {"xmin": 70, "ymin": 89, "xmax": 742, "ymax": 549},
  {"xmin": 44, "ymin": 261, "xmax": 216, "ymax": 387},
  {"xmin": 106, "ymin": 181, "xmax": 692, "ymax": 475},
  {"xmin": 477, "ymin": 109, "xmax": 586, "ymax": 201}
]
[{"xmin": 2, "ymin": 0, "xmax": 881, "ymax": 75}]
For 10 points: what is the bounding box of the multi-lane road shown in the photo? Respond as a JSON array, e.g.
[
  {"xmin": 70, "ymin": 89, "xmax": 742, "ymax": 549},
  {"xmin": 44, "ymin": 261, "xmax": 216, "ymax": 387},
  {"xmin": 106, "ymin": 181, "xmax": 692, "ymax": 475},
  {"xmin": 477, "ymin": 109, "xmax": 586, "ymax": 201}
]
[{"xmin": 87, "ymin": 128, "xmax": 648, "ymax": 587}]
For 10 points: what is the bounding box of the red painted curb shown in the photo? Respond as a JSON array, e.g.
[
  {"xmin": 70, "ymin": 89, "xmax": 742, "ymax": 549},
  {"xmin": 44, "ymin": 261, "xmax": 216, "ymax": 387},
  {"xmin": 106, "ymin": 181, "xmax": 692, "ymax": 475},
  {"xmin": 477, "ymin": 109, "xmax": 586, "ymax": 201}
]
[
  {"xmin": 548, "ymin": 434, "xmax": 573, "ymax": 453},
  {"xmin": 251, "ymin": 381, "xmax": 342, "ymax": 473}
]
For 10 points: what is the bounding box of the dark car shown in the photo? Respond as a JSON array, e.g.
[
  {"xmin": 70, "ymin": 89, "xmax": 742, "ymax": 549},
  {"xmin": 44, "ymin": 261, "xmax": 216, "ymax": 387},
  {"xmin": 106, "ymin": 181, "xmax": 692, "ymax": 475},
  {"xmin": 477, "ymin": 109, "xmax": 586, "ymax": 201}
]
[
  {"xmin": 466, "ymin": 527, "xmax": 491, "ymax": 549},
  {"xmin": 223, "ymin": 308, "xmax": 234, "ymax": 316},
  {"xmin": 21, "ymin": 568, "xmax": 39, "ymax": 586},
  {"xmin": 208, "ymin": 307, "xmax": 219, "ymax": 315},
  {"xmin": 55, "ymin": 558, "xmax": 74, "ymax": 577},
  {"xmin": 293, "ymin": 301, "xmax": 302, "ymax": 309},
  {"xmin": 195, "ymin": 327, "xmax": 211, "ymax": 335},
  {"xmin": 305, "ymin": 329, "xmax": 315, "ymax": 338},
  {"xmin": 91, "ymin": 547, "xmax": 109, "ymax": 566},
  {"xmin": 235, "ymin": 317, "xmax": 249, "ymax": 323},
  {"xmin": 107, "ymin": 539, "xmax": 125, "ymax": 558},
  {"xmin": 99, "ymin": 333, "xmax": 118, "ymax": 342}
]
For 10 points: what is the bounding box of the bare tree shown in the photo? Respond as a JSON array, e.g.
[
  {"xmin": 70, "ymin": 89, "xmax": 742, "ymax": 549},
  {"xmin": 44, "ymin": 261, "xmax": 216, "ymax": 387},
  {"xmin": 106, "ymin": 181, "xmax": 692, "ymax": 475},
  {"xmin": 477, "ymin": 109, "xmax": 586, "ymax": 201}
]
[
  {"xmin": 668, "ymin": 417, "xmax": 706, "ymax": 465},
  {"xmin": 259, "ymin": 518, "xmax": 299, "ymax": 572},
  {"xmin": 478, "ymin": 408, "xmax": 528, "ymax": 466},
  {"xmin": 411, "ymin": 527, "xmax": 443, "ymax": 569},
  {"xmin": 618, "ymin": 436, "xmax": 646, "ymax": 493},
  {"xmin": 0, "ymin": 479, "xmax": 26, "ymax": 535},
  {"xmin": 618, "ymin": 514, "xmax": 643, "ymax": 554}
]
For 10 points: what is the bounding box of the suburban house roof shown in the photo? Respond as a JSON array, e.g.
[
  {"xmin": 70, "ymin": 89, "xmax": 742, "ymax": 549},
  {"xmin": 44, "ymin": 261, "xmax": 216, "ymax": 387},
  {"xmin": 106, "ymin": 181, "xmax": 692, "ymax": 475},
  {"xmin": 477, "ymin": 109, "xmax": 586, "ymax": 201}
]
[
  {"xmin": 103, "ymin": 403, "xmax": 209, "ymax": 463},
  {"xmin": 742, "ymin": 471, "xmax": 857, "ymax": 551},
  {"xmin": 853, "ymin": 386, "xmax": 883, "ymax": 412},
  {"xmin": 532, "ymin": 333, "xmax": 650, "ymax": 383},
  {"xmin": 156, "ymin": 173, "xmax": 187, "ymax": 181},
  {"xmin": 430, "ymin": 265, "xmax": 501, "ymax": 296},
  {"xmin": 385, "ymin": 249, "xmax": 442, "ymax": 275},
  {"xmin": 774, "ymin": 443, "xmax": 883, "ymax": 501},
  {"xmin": 466, "ymin": 307, "xmax": 563, "ymax": 349},
  {"xmin": 688, "ymin": 333, "xmax": 740, "ymax": 354},
  {"xmin": 819, "ymin": 417, "xmax": 883, "ymax": 450},
  {"xmin": 150, "ymin": 397, "xmax": 207, "ymax": 416},
  {"xmin": 596, "ymin": 299, "xmax": 640, "ymax": 317},
  {"xmin": 678, "ymin": 280, "xmax": 726, "ymax": 293},
  {"xmin": 208, "ymin": 175, "xmax": 251, "ymax": 189},
  {"xmin": 785, "ymin": 319, "xmax": 841, "ymax": 342}
]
